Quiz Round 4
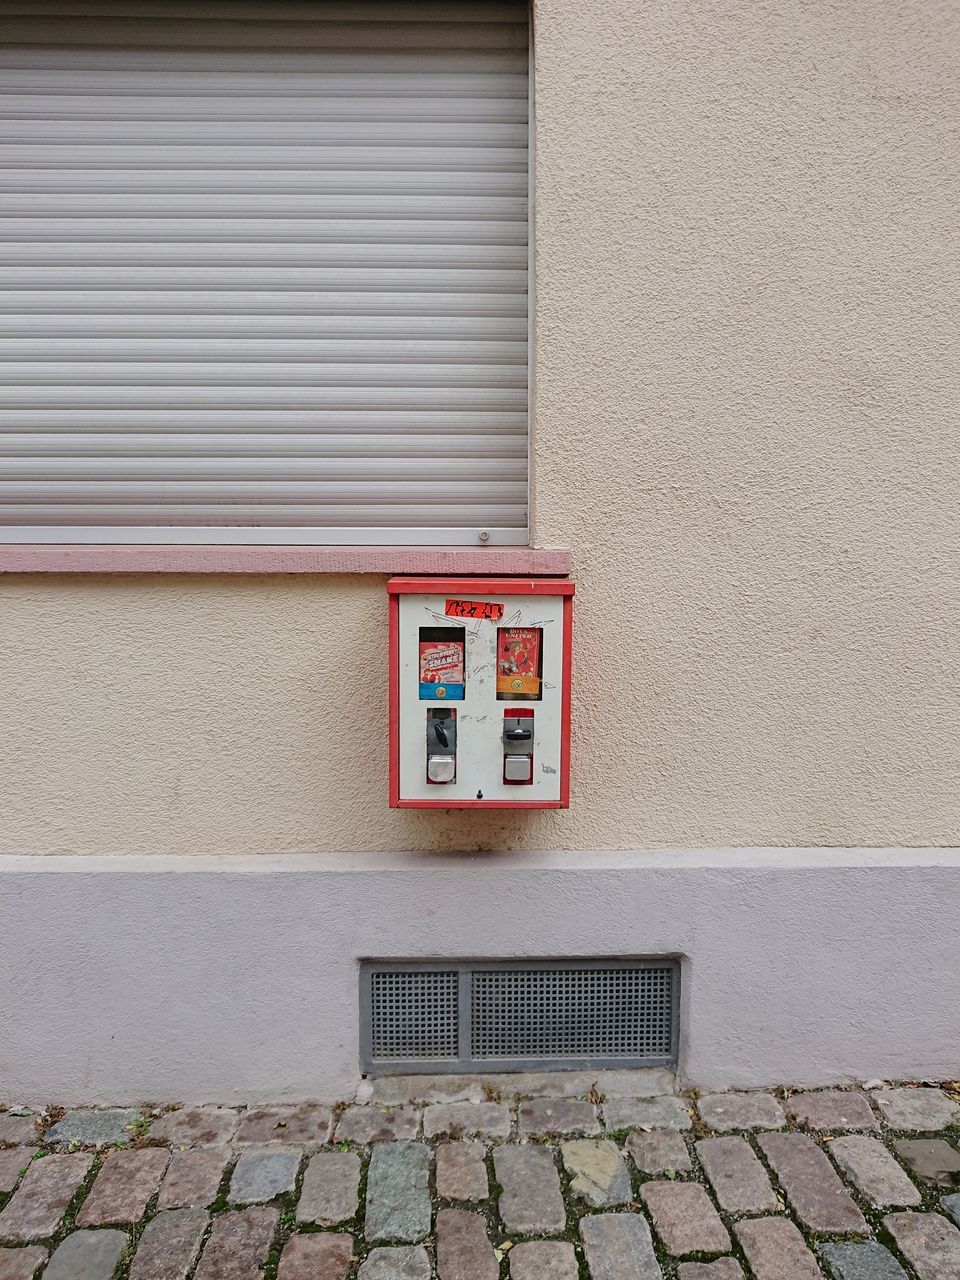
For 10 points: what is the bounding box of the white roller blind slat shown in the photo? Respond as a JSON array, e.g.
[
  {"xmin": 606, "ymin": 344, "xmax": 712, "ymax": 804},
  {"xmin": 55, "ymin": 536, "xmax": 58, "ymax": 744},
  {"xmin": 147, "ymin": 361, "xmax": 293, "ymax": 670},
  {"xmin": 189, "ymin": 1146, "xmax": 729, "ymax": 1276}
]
[
  {"xmin": 1, "ymin": 339, "xmax": 527, "ymax": 362},
  {"xmin": 0, "ymin": 71, "xmax": 530, "ymax": 95},
  {"xmin": 0, "ymin": 220, "xmax": 528, "ymax": 243},
  {"xmin": 0, "ymin": 196, "xmax": 529, "ymax": 218},
  {"xmin": 0, "ymin": 411, "xmax": 528, "ymax": 431},
  {"xmin": 0, "ymin": 292, "xmax": 527, "ymax": 316},
  {"xmin": 0, "ymin": 316, "xmax": 529, "ymax": 338},
  {"xmin": 0, "ymin": 267, "xmax": 527, "ymax": 291},
  {"xmin": 0, "ymin": 144, "xmax": 528, "ymax": 169},
  {"xmin": 0, "ymin": 388, "xmax": 528, "ymax": 410},
  {"xmin": 1, "ymin": 433, "xmax": 528, "ymax": 458}
]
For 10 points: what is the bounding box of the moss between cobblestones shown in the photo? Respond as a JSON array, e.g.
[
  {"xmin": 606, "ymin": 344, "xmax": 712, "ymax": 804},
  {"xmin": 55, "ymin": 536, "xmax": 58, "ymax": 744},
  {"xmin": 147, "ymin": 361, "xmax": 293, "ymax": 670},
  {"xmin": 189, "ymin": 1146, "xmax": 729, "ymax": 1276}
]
[
  {"xmin": 604, "ymin": 1127, "xmax": 632, "ymax": 1143},
  {"xmin": 256, "ymin": 1152, "xmax": 310, "ymax": 1280},
  {"xmin": 184, "ymin": 1207, "xmax": 216, "ymax": 1280},
  {"xmin": 112, "ymin": 1233, "xmax": 136, "ymax": 1280},
  {"xmin": 127, "ymin": 1106, "xmax": 171, "ymax": 1151},
  {"xmin": 207, "ymin": 1149, "xmax": 238, "ymax": 1216},
  {"xmin": 687, "ymin": 1113, "xmax": 711, "ymax": 1142},
  {"xmin": 58, "ymin": 1150, "xmax": 102, "ymax": 1237},
  {"xmin": 551, "ymin": 1142, "xmax": 597, "ymax": 1280},
  {"xmin": 120, "ymin": 1111, "xmax": 154, "ymax": 1152},
  {"xmin": 34, "ymin": 1105, "xmax": 65, "ymax": 1145},
  {"xmin": 296, "ymin": 1141, "xmax": 374, "ymax": 1275},
  {"xmin": 478, "ymin": 1137, "xmax": 509, "ymax": 1279}
]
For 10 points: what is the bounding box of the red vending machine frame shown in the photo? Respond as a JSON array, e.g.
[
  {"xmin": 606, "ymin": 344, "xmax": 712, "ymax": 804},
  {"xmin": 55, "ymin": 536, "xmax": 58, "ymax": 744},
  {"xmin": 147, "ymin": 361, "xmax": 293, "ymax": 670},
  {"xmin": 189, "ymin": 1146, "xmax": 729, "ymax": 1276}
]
[{"xmin": 388, "ymin": 577, "xmax": 574, "ymax": 809}]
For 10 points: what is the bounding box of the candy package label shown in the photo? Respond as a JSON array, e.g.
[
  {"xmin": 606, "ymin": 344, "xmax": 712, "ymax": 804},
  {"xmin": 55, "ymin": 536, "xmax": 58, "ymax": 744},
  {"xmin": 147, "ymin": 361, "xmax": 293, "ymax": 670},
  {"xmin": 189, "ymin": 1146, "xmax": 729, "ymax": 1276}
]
[
  {"xmin": 419, "ymin": 638, "xmax": 465, "ymax": 700},
  {"xmin": 496, "ymin": 626, "xmax": 542, "ymax": 697}
]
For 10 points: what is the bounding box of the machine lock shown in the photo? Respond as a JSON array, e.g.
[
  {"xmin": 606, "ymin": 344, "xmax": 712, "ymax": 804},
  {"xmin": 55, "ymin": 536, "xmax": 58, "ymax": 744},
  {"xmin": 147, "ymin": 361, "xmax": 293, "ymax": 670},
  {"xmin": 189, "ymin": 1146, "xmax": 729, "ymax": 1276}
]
[
  {"xmin": 426, "ymin": 708, "xmax": 457, "ymax": 783},
  {"xmin": 502, "ymin": 708, "xmax": 534, "ymax": 784}
]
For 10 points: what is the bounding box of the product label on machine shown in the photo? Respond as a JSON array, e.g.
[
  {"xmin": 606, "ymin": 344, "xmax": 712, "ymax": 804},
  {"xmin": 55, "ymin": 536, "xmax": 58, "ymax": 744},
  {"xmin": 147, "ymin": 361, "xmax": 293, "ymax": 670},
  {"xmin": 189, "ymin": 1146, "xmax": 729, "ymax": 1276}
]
[
  {"xmin": 419, "ymin": 639, "xmax": 465, "ymax": 700},
  {"xmin": 445, "ymin": 598, "xmax": 504, "ymax": 621},
  {"xmin": 496, "ymin": 627, "xmax": 542, "ymax": 697}
]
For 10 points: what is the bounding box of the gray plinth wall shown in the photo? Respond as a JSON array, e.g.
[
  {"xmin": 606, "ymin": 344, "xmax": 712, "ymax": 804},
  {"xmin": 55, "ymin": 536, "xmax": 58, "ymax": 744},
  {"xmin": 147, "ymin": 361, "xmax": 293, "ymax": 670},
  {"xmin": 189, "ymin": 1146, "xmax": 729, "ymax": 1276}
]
[{"xmin": 1, "ymin": 849, "xmax": 957, "ymax": 1103}]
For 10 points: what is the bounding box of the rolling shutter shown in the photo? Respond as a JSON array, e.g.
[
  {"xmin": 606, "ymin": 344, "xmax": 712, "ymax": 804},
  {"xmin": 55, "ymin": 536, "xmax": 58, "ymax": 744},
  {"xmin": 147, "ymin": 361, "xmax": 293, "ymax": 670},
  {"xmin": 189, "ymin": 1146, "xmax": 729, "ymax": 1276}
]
[{"xmin": 0, "ymin": 2, "xmax": 529, "ymax": 545}]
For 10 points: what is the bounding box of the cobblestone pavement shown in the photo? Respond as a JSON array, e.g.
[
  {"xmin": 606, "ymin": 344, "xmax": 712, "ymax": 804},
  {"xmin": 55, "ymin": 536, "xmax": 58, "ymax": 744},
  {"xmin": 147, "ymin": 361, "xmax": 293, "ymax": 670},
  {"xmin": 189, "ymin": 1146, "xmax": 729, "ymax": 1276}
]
[{"xmin": 1, "ymin": 1073, "xmax": 959, "ymax": 1279}]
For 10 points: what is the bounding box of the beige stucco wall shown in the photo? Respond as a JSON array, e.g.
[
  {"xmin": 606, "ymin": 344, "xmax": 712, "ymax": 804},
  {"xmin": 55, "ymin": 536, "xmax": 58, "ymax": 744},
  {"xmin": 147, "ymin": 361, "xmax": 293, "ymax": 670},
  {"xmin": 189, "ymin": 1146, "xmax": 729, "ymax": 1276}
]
[{"xmin": 3, "ymin": 0, "xmax": 959, "ymax": 854}]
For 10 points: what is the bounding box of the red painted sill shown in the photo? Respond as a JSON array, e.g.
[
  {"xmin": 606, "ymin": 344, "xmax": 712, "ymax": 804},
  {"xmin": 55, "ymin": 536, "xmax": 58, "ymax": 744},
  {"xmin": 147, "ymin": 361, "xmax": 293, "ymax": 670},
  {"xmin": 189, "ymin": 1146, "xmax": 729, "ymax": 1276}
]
[{"xmin": 0, "ymin": 545, "xmax": 572, "ymax": 576}]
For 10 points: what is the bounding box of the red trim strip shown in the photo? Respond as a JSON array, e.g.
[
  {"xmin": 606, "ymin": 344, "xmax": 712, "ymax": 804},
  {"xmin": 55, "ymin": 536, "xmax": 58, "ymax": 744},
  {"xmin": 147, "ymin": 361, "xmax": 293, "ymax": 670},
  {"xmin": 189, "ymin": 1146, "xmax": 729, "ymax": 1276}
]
[
  {"xmin": 560, "ymin": 593, "xmax": 574, "ymax": 808},
  {"xmin": 388, "ymin": 592, "xmax": 401, "ymax": 809},
  {"xmin": 395, "ymin": 799, "xmax": 565, "ymax": 810},
  {"xmin": 388, "ymin": 575, "xmax": 575, "ymax": 596}
]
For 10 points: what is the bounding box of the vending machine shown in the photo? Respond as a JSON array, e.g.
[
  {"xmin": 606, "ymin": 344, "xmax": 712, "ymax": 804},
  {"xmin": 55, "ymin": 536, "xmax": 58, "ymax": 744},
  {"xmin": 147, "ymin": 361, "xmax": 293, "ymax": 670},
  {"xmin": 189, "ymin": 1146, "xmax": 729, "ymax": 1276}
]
[{"xmin": 388, "ymin": 577, "xmax": 574, "ymax": 808}]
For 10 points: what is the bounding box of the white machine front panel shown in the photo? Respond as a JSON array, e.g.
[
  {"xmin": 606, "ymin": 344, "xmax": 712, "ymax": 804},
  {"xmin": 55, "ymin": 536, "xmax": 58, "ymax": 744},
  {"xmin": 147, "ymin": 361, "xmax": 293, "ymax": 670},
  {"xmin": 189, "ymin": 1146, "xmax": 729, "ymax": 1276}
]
[{"xmin": 398, "ymin": 591, "xmax": 564, "ymax": 803}]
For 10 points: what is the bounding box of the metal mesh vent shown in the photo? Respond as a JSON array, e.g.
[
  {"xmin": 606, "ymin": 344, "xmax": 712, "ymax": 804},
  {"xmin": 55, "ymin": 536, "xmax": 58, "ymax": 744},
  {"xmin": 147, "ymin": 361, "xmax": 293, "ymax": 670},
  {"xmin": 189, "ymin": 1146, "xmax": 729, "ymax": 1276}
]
[
  {"xmin": 361, "ymin": 959, "xmax": 679, "ymax": 1073},
  {"xmin": 471, "ymin": 965, "xmax": 674, "ymax": 1060},
  {"xmin": 367, "ymin": 969, "xmax": 459, "ymax": 1061}
]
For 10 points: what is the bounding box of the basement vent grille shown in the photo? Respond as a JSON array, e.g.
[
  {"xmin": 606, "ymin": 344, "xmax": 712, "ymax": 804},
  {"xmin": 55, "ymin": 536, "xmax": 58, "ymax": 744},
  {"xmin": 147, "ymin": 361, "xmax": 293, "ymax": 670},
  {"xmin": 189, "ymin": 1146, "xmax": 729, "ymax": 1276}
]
[
  {"xmin": 360, "ymin": 959, "xmax": 679, "ymax": 1074},
  {"xmin": 368, "ymin": 969, "xmax": 460, "ymax": 1061}
]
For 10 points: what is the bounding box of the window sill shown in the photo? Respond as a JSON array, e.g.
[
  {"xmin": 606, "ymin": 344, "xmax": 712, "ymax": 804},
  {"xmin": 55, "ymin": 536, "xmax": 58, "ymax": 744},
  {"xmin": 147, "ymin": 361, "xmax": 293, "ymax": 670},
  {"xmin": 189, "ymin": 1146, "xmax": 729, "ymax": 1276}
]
[{"xmin": 0, "ymin": 545, "xmax": 571, "ymax": 576}]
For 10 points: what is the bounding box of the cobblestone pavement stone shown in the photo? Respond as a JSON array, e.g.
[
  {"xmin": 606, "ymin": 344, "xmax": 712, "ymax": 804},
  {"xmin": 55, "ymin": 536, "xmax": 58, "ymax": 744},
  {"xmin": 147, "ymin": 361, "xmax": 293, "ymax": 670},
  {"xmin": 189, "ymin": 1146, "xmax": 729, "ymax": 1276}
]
[
  {"xmin": 435, "ymin": 1207, "xmax": 498, "ymax": 1280},
  {"xmin": 507, "ymin": 1240, "xmax": 579, "ymax": 1280},
  {"xmin": 277, "ymin": 1230, "xmax": 354, "ymax": 1279},
  {"xmin": 787, "ymin": 1091, "xmax": 880, "ymax": 1133},
  {"xmin": 435, "ymin": 1143, "xmax": 487, "ymax": 1202},
  {"xmin": 696, "ymin": 1136, "xmax": 778, "ymax": 1215},
  {"xmin": 0, "ymin": 1153, "xmax": 36, "ymax": 1198},
  {"xmin": 697, "ymin": 1095, "xmax": 786, "ymax": 1133},
  {"xmin": 0, "ymin": 1121, "xmax": 36, "ymax": 1150},
  {"xmin": 77, "ymin": 1148, "xmax": 169, "ymax": 1226},
  {"xmin": 518, "ymin": 1099, "xmax": 599, "ymax": 1136},
  {"xmin": 757, "ymin": 1132, "xmax": 869, "ymax": 1235},
  {"xmin": 870, "ymin": 1090, "xmax": 960, "ymax": 1133},
  {"xmin": 677, "ymin": 1263, "xmax": 744, "ymax": 1280},
  {"xmin": 825, "ymin": 1136, "xmax": 922, "ymax": 1209},
  {"xmin": 627, "ymin": 1127, "xmax": 693, "ymax": 1175},
  {"xmin": 156, "ymin": 1148, "xmax": 229, "ymax": 1212},
  {"xmin": 893, "ymin": 1139, "xmax": 960, "ymax": 1188},
  {"xmin": 149, "ymin": 1108, "xmax": 239, "ymax": 1150},
  {"xmin": 128, "ymin": 1208, "xmax": 207, "ymax": 1280},
  {"xmin": 298, "ymin": 1151, "xmax": 361, "ymax": 1226},
  {"xmin": 229, "ymin": 1148, "xmax": 301, "ymax": 1206},
  {"xmin": 641, "ymin": 1180, "xmax": 731, "ymax": 1255},
  {"xmin": 43, "ymin": 1228, "xmax": 127, "ymax": 1280},
  {"xmin": 818, "ymin": 1240, "xmax": 909, "ymax": 1280},
  {"xmin": 0, "ymin": 1079, "xmax": 958, "ymax": 1277},
  {"xmin": 561, "ymin": 1138, "xmax": 632, "ymax": 1207},
  {"xmin": 0, "ymin": 1245, "xmax": 48, "ymax": 1279}
]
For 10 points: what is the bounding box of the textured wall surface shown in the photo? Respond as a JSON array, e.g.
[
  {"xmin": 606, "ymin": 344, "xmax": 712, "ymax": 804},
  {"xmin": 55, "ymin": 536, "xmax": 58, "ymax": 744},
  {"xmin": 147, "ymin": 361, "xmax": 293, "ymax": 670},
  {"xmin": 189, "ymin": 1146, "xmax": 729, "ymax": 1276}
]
[
  {"xmin": 1, "ymin": 573, "xmax": 575, "ymax": 853},
  {"xmin": 2, "ymin": 0, "xmax": 959, "ymax": 854},
  {"xmin": 2, "ymin": 850, "xmax": 958, "ymax": 1100},
  {"xmin": 531, "ymin": 0, "xmax": 960, "ymax": 846}
]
